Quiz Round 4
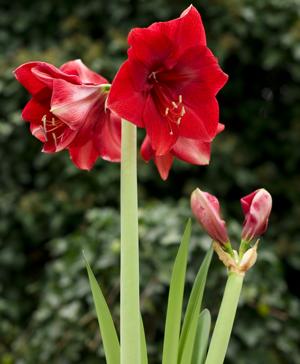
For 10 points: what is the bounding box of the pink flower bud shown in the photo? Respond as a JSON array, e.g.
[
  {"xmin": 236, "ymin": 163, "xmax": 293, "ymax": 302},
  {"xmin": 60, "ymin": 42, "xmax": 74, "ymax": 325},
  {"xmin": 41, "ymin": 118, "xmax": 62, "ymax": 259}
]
[
  {"xmin": 241, "ymin": 189, "xmax": 272, "ymax": 241},
  {"xmin": 191, "ymin": 188, "xmax": 229, "ymax": 245}
]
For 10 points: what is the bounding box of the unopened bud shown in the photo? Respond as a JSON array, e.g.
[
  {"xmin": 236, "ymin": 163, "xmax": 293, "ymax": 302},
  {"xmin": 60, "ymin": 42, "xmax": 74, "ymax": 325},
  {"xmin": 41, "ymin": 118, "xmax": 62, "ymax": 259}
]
[
  {"xmin": 241, "ymin": 189, "xmax": 272, "ymax": 242},
  {"xmin": 191, "ymin": 188, "xmax": 229, "ymax": 245}
]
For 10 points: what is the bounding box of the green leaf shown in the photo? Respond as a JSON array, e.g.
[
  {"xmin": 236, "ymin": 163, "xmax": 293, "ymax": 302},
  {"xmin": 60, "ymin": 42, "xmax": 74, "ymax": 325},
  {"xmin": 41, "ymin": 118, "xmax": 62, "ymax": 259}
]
[
  {"xmin": 84, "ymin": 254, "xmax": 120, "ymax": 364},
  {"xmin": 140, "ymin": 315, "xmax": 148, "ymax": 364},
  {"xmin": 191, "ymin": 309, "xmax": 211, "ymax": 364},
  {"xmin": 178, "ymin": 246, "xmax": 213, "ymax": 364},
  {"xmin": 162, "ymin": 219, "xmax": 192, "ymax": 364}
]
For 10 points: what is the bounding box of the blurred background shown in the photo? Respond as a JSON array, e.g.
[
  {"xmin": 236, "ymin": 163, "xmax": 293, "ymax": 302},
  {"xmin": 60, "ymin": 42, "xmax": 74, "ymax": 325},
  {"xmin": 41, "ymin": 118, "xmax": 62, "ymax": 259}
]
[{"xmin": 1, "ymin": 0, "xmax": 300, "ymax": 363}]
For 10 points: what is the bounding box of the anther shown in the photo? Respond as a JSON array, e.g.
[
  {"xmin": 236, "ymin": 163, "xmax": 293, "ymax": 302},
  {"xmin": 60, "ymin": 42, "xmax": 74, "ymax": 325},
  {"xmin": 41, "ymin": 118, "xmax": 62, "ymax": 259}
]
[
  {"xmin": 177, "ymin": 117, "xmax": 182, "ymax": 125},
  {"xmin": 165, "ymin": 107, "xmax": 169, "ymax": 116},
  {"xmin": 172, "ymin": 101, "xmax": 178, "ymax": 108},
  {"xmin": 181, "ymin": 107, "xmax": 186, "ymax": 116},
  {"xmin": 179, "ymin": 95, "xmax": 182, "ymax": 103}
]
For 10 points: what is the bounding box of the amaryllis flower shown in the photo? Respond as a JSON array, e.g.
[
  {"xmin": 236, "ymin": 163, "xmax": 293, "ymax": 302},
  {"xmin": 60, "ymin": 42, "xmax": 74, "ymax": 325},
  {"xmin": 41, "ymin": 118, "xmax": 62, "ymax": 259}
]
[
  {"xmin": 241, "ymin": 189, "xmax": 272, "ymax": 241},
  {"xmin": 108, "ymin": 5, "xmax": 228, "ymax": 155},
  {"xmin": 14, "ymin": 59, "xmax": 121, "ymax": 170},
  {"xmin": 141, "ymin": 123, "xmax": 224, "ymax": 180},
  {"xmin": 191, "ymin": 188, "xmax": 229, "ymax": 245}
]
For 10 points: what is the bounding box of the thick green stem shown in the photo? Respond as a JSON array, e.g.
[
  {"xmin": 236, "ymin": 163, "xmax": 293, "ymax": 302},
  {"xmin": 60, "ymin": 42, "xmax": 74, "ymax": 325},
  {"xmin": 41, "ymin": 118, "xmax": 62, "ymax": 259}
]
[
  {"xmin": 120, "ymin": 119, "xmax": 140, "ymax": 364},
  {"xmin": 205, "ymin": 272, "xmax": 244, "ymax": 364}
]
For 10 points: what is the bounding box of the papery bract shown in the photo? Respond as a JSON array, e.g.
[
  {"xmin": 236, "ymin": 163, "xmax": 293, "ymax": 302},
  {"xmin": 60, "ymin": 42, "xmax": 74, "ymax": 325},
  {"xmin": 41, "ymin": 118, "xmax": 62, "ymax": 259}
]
[
  {"xmin": 191, "ymin": 188, "xmax": 229, "ymax": 245},
  {"xmin": 241, "ymin": 189, "xmax": 272, "ymax": 241},
  {"xmin": 14, "ymin": 59, "xmax": 121, "ymax": 170},
  {"xmin": 108, "ymin": 5, "xmax": 228, "ymax": 156}
]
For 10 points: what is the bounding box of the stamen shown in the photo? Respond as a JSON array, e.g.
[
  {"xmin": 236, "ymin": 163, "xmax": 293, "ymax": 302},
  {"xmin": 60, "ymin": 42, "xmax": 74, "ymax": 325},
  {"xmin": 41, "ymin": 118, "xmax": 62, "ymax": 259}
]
[
  {"xmin": 149, "ymin": 72, "xmax": 158, "ymax": 83},
  {"xmin": 181, "ymin": 107, "xmax": 186, "ymax": 116},
  {"xmin": 52, "ymin": 133, "xmax": 57, "ymax": 148},
  {"xmin": 179, "ymin": 95, "xmax": 182, "ymax": 103},
  {"xmin": 172, "ymin": 101, "xmax": 178, "ymax": 108},
  {"xmin": 165, "ymin": 107, "xmax": 169, "ymax": 116},
  {"xmin": 42, "ymin": 115, "xmax": 47, "ymax": 132},
  {"xmin": 177, "ymin": 117, "xmax": 182, "ymax": 125},
  {"xmin": 51, "ymin": 118, "xmax": 56, "ymax": 126}
]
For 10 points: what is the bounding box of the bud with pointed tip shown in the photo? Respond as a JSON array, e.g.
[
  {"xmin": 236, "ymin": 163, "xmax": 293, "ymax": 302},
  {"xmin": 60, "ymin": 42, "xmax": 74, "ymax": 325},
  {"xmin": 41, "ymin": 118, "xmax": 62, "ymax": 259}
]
[
  {"xmin": 241, "ymin": 189, "xmax": 272, "ymax": 242},
  {"xmin": 191, "ymin": 188, "xmax": 229, "ymax": 245}
]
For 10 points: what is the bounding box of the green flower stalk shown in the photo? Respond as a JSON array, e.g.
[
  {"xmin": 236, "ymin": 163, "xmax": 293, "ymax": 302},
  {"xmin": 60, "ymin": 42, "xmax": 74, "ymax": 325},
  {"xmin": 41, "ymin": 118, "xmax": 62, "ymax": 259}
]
[{"xmin": 120, "ymin": 119, "xmax": 140, "ymax": 364}]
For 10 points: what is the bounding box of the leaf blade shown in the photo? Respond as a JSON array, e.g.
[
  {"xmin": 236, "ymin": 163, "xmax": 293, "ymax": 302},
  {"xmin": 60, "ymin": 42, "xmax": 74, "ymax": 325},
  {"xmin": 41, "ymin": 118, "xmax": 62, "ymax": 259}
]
[
  {"xmin": 178, "ymin": 246, "xmax": 213, "ymax": 364},
  {"xmin": 162, "ymin": 219, "xmax": 192, "ymax": 364},
  {"xmin": 140, "ymin": 315, "xmax": 148, "ymax": 364},
  {"xmin": 192, "ymin": 309, "xmax": 211, "ymax": 364},
  {"xmin": 84, "ymin": 255, "xmax": 120, "ymax": 364}
]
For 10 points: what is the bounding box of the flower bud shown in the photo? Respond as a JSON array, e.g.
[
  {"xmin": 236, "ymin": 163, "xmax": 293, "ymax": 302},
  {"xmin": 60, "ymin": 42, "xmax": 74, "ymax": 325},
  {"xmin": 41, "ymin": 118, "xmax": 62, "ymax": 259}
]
[
  {"xmin": 191, "ymin": 188, "xmax": 229, "ymax": 245},
  {"xmin": 241, "ymin": 189, "xmax": 272, "ymax": 241}
]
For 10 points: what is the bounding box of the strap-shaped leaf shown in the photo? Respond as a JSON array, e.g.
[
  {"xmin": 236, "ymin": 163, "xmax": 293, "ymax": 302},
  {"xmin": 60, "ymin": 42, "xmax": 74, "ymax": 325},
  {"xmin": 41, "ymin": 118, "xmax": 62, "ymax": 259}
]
[
  {"xmin": 192, "ymin": 309, "xmax": 211, "ymax": 364},
  {"xmin": 178, "ymin": 246, "xmax": 213, "ymax": 364},
  {"xmin": 162, "ymin": 219, "xmax": 192, "ymax": 364},
  {"xmin": 140, "ymin": 315, "xmax": 148, "ymax": 364},
  {"xmin": 84, "ymin": 255, "xmax": 120, "ymax": 364}
]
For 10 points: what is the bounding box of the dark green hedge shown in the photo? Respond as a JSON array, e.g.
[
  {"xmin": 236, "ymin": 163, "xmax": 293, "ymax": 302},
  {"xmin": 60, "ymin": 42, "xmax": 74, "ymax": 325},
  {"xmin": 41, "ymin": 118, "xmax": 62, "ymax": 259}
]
[{"xmin": 0, "ymin": 0, "xmax": 300, "ymax": 363}]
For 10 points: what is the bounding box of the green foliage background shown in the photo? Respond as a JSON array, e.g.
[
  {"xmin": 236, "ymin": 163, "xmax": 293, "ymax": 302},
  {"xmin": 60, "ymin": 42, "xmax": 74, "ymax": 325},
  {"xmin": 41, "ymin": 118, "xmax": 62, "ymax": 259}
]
[{"xmin": 1, "ymin": 0, "xmax": 300, "ymax": 363}]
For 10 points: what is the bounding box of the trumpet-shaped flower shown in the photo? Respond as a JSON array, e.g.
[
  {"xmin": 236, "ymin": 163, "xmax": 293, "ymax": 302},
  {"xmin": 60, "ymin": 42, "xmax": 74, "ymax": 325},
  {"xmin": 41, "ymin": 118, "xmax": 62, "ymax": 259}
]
[
  {"xmin": 108, "ymin": 5, "xmax": 228, "ymax": 155},
  {"xmin": 14, "ymin": 59, "xmax": 121, "ymax": 170}
]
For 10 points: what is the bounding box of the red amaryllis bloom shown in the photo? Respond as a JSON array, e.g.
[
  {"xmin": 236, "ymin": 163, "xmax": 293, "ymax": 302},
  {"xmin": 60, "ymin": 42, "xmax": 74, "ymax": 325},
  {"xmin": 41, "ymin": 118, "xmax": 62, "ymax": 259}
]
[
  {"xmin": 241, "ymin": 189, "xmax": 272, "ymax": 241},
  {"xmin": 108, "ymin": 5, "xmax": 228, "ymax": 155},
  {"xmin": 191, "ymin": 188, "xmax": 229, "ymax": 245},
  {"xmin": 14, "ymin": 59, "xmax": 121, "ymax": 170},
  {"xmin": 141, "ymin": 123, "xmax": 224, "ymax": 180}
]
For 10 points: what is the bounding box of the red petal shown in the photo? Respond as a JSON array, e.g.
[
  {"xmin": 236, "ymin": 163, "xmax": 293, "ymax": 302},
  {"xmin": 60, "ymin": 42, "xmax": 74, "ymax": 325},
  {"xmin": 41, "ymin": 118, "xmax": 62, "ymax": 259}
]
[
  {"xmin": 154, "ymin": 153, "xmax": 174, "ymax": 180},
  {"xmin": 60, "ymin": 59, "xmax": 107, "ymax": 85},
  {"xmin": 143, "ymin": 95, "xmax": 177, "ymax": 155},
  {"xmin": 217, "ymin": 123, "xmax": 225, "ymax": 134},
  {"xmin": 51, "ymin": 79, "xmax": 103, "ymax": 131},
  {"xmin": 14, "ymin": 62, "xmax": 49, "ymax": 97},
  {"xmin": 42, "ymin": 127, "xmax": 77, "ymax": 153},
  {"xmin": 22, "ymin": 98, "xmax": 76, "ymax": 150},
  {"xmin": 128, "ymin": 28, "xmax": 174, "ymax": 69},
  {"xmin": 96, "ymin": 111, "xmax": 121, "ymax": 162},
  {"xmin": 140, "ymin": 137, "xmax": 173, "ymax": 180},
  {"xmin": 22, "ymin": 98, "xmax": 50, "ymax": 124},
  {"xmin": 29, "ymin": 122, "xmax": 47, "ymax": 142},
  {"xmin": 68, "ymin": 139, "xmax": 100, "ymax": 170},
  {"xmin": 179, "ymin": 93, "xmax": 219, "ymax": 141},
  {"xmin": 172, "ymin": 138, "xmax": 211, "ymax": 165},
  {"xmin": 107, "ymin": 60, "xmax": 147, "ymax": 127},
  {"xmin": 147, "ymin": 5, "xmax": 206, "ymax": 53},
  {"xmin": 31, "ymin": 62, "xmax": 81, "ymax": 89},
  {"xmin": 169, "ymin": 46, "xmax": 228, "ymax": 96},
  {"xmin": 240, "ymin": 191, "xmax": 257, "ymax": 215},
  {"xmin": 140, "ymin": 136, "xmax": 154, "ymax": 162}
]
